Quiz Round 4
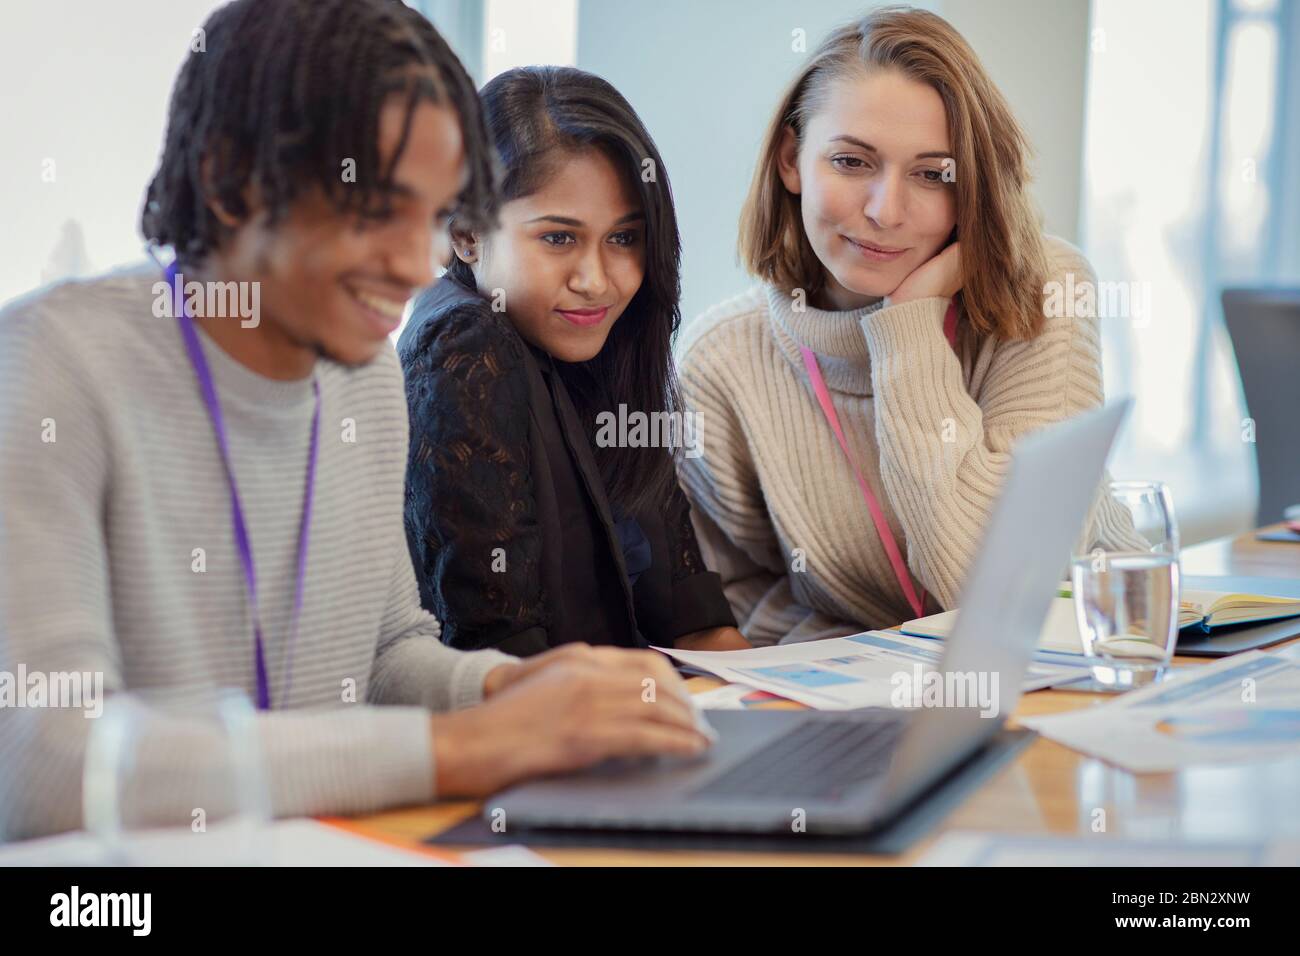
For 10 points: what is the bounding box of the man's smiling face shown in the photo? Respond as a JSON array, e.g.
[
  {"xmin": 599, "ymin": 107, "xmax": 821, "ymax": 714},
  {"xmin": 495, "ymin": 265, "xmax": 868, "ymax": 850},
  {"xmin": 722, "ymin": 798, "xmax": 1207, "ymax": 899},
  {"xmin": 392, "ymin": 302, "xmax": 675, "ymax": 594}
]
[{"xmin": 215, "ymin": 96, "xmax": 469, "ymax": 367}]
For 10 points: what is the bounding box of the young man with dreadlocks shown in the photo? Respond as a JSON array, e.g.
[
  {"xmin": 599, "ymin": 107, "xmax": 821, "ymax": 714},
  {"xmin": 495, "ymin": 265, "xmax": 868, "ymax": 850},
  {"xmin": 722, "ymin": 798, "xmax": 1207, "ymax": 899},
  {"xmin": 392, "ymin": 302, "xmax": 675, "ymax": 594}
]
[{"xmin": 0, "ymin": 0, "xmax": 711, "ymax": 841}]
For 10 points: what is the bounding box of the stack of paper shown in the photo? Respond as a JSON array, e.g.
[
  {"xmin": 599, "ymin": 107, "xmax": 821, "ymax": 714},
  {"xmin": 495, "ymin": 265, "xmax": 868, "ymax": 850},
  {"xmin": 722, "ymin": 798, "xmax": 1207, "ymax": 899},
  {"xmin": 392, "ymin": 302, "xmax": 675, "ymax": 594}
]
[
  {"xmin": 1018, "ymin": 651, "xmax": 1300, "ymax": 772},
  {"xmin": 660, "ymin": 630, "xmax": 1081, "ymax": 711}
]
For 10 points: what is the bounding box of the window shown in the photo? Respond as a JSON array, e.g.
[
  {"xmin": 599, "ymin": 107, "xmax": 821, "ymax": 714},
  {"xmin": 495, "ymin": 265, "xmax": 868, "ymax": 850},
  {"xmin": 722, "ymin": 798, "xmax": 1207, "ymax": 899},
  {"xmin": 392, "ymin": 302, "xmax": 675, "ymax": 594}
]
[{"xmin": 1080, "ymin": 0, "xmax": 1297, "ymax": 543}]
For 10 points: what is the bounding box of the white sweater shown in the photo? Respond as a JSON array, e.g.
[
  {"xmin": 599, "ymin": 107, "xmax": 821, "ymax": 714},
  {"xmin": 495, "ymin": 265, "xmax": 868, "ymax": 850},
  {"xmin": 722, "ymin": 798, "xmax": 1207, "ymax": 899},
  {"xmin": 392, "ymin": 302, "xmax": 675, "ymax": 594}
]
[
  {"xmin": 677, "ymin": 237, "xmax": 1137, "ymax": 645},
  {"xmin": 0, "ymin": 267, "xmax": 514, "ymax": 839}
]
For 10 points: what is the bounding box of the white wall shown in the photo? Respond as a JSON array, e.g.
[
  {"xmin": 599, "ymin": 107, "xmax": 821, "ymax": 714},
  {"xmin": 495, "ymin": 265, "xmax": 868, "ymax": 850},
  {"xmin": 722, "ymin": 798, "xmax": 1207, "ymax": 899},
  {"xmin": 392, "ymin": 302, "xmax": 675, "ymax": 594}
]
[
  {"xmin": 942, "ymin": 0, "xmax": 1090, "ymax": 247},
  {"xmin": 0, "ymin": 1, "xmax": 226, "ymax": 307},
  {"xmin": 0, "ymin": 0, "xmax": 485, "ymax": 309},
  {"xmin": 482, "ymin": 0, "xmax": 577, "ymax": 78}
]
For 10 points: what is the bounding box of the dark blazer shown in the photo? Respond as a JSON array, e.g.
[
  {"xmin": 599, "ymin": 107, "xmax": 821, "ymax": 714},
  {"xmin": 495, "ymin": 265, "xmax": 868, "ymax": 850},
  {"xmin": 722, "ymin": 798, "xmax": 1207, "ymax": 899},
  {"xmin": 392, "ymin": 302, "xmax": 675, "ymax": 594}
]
[{"xmin": 397, "ymin": 274, "xmax": 736, "ymax": 656}]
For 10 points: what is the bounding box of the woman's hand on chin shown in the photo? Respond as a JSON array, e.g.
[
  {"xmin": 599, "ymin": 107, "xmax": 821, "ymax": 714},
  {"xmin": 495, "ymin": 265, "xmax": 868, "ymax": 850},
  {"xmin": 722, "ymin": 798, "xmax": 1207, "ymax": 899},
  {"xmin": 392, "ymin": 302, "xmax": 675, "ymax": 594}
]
[{"xmin": 884, "ymin": 241, "xmax": 963, "ymax": 307}]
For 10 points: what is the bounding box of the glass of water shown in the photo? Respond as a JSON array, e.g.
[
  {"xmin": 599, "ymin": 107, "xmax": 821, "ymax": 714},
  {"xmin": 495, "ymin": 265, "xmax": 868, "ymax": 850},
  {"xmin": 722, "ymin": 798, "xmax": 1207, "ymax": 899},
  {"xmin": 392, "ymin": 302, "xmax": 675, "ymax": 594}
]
[
  {"xmin": 82, "ymin": 687, "xmax": 271, "ymax": 865},
  {"xmin": 1071, "ymin": 480, "xmax": 1180, "ymax": 688}
]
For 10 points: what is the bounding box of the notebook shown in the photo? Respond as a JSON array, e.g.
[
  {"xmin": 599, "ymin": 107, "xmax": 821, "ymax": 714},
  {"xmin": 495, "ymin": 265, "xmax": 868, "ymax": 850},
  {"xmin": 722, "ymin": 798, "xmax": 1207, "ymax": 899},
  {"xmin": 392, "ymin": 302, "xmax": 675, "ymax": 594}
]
[
  {"xmin": 901, "ymin": 587, "xmax": 1300, "ymax": 655},
  {"xmin": 1173, "ymin": 588, "xmax": 1300, "ymax": 631}
]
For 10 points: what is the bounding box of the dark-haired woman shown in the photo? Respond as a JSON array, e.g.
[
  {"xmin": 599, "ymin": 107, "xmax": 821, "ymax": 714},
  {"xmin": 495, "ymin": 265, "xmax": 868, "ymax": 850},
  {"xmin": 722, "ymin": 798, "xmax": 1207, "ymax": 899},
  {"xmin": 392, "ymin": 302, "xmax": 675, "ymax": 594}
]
[{"xmin": 400, "ymin": 66, "xmax": 748, "ymax": 656}]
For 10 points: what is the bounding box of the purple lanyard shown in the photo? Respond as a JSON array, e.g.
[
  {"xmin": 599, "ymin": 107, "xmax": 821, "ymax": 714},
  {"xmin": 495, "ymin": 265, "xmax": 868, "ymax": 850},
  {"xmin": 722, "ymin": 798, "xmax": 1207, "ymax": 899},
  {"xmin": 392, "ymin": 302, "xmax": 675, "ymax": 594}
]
[{"xmin": 166, "ymin": 263, "xmax": 320, "ymax": 710}]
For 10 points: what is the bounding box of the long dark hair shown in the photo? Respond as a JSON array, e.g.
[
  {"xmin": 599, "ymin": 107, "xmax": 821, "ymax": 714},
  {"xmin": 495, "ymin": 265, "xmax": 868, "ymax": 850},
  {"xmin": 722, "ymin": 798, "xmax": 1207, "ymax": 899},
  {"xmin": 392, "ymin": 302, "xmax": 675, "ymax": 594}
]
[
  {"xmin": 142, "ymin": 0, "xmax": 499, "ymax": 267},
  {"xmin": 448, "ymin": 66, "xmax": 684, "ymax": 518}
]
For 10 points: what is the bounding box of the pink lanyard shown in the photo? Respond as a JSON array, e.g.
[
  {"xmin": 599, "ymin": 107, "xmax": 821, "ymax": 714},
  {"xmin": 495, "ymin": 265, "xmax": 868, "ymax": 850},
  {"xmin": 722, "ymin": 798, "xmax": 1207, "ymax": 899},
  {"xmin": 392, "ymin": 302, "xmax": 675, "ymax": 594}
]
[{"xmin": 799, "ymin": 302, "xmax": 958, "ymax": 620}]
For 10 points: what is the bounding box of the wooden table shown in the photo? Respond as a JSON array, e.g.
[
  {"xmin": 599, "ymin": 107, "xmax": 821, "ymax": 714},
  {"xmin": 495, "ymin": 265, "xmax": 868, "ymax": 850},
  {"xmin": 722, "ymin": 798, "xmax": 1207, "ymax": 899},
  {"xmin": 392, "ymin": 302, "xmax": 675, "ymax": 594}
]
[{"xmin": 334, "ymin": 523, "xmax": 1300, "ymax": 865}]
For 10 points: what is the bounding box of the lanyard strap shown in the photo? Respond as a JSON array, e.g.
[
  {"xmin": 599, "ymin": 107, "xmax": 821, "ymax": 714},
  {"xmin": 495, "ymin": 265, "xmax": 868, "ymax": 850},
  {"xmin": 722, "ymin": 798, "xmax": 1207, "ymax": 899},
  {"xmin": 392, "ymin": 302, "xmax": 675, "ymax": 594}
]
[
  {"xmin": 799, "ymin": 302, "xmax": 959, "ymax": 620},
  {"xmin": 167, "ymin": 263, "xmax": 321, "ymax": 710}
]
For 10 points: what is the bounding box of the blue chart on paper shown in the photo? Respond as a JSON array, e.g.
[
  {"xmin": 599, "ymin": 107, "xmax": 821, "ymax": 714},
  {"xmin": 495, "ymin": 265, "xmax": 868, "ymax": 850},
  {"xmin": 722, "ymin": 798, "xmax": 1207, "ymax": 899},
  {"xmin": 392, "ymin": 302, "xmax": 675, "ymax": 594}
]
[
  {"xmin": 729, "ymin": 634, "xmax": 944, "ymax": 692},
  {"xmin": 846, "ymin": 632, "xmax": 943, "ymax": 661},
  {"xmin": 737, "ymin": 664, "xmax": 860, "ymax": 688}
]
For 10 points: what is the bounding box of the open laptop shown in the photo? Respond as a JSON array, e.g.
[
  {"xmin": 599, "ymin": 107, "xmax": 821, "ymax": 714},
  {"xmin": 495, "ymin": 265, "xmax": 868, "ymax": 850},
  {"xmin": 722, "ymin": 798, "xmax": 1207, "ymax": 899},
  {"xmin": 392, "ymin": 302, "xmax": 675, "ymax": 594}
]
[{"xmin": 489, "ymin": 400, "xmax": 1132, "ymax": 835}]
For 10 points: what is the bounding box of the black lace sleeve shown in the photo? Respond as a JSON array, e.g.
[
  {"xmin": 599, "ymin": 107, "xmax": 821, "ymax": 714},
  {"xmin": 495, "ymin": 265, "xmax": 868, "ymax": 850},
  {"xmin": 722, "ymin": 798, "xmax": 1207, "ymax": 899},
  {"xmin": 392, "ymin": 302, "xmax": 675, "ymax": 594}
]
[
  {"xmin": 400, "ymin": 301, "xmax": 549, "ymax": 652},
  {"xmin": 665, "ymin": 479, "xmax": 710, "ymax": 581}
]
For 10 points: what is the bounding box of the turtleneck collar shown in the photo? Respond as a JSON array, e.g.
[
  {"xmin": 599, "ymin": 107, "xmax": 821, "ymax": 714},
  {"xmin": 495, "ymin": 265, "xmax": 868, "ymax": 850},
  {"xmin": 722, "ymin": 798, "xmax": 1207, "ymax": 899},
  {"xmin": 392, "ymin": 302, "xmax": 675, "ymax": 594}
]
[{"xmin": 766, "ymin": 284, "xmax": 886, "ymax": 396}]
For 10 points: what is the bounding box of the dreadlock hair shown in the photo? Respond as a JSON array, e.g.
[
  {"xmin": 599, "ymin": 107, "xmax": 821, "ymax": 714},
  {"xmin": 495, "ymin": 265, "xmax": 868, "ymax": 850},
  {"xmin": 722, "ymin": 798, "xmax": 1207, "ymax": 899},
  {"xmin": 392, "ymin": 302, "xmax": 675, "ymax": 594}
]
[
  {"xmin": 446, "ymin": 66, "xmax": 685, "ymax": 520},
  {"xmin": 141, "ymin": 0, "xmax": 498, "ymax": 268}
]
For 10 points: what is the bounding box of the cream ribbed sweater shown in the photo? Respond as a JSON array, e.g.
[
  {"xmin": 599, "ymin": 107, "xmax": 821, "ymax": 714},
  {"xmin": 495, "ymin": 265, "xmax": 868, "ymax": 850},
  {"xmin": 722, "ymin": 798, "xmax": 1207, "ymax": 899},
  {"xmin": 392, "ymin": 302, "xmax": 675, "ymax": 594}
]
[{"xmin": 677, "ymin": 236, "xmax": 1137, "ymax": 646}]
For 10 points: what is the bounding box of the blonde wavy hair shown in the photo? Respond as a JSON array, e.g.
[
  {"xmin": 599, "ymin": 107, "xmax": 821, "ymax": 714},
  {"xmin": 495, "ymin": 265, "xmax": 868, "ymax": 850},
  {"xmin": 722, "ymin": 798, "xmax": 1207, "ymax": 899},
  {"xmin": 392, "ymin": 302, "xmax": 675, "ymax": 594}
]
[{"xmin": 739, "ymin": 5, "xmax": 1050, "ymax": 341}]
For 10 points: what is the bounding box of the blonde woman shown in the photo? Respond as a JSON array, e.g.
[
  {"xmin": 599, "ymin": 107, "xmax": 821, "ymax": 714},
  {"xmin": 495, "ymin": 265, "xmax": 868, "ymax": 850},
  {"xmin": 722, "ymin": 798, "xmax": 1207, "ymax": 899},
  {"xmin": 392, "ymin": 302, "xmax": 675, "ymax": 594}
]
[{"xmin": 678, "ymin": 6, "xmax": 1136, "ymax": 645}]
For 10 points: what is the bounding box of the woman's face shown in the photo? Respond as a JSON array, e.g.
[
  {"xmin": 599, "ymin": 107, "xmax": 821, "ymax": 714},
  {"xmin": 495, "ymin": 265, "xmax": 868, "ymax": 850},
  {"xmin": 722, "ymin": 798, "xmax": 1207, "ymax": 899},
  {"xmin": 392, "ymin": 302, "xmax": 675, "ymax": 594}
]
[
  {"xmin": 779, "ymin": 68, "xmax": 957, "ymax": 310},
  {"xmin": 460, "ymin": 149, "xmax": 646, "ymax": 363}
]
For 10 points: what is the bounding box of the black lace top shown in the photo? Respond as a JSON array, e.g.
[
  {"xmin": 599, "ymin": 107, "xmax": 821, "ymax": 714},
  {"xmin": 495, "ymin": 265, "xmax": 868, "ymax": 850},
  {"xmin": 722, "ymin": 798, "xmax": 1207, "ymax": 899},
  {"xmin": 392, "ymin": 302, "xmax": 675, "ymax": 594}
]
[{"xmin": 397, "ymin": 274, "xmax": 736, "ymax": 656}]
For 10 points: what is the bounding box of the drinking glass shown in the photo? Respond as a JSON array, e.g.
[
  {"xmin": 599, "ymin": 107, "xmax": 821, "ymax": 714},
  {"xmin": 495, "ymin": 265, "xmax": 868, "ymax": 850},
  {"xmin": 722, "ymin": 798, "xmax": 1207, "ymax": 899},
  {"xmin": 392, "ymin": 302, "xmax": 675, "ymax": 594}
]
[
  {"xmin": 83, "ymin": 687, "xmax": 270, "ymax": 865},
  {"xmin": 1071, "ymin": 480, "xmax": 1180, "ymax": 688}
]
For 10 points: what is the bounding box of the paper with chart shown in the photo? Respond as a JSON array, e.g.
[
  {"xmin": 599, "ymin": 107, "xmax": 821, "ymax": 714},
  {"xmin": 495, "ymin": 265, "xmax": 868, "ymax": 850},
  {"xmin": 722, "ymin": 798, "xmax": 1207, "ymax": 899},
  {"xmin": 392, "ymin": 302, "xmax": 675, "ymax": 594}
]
[
  {"xmin": 659, "ymin": 630, "xmax": 1081, "ymax": 711},
  {"xmin": 688, "ymin": 682, "xmax": 790, "ymax": 710},
  {"xmin": 1019, "ymin": 651, "xmax": 1300, "ymax": 772}
]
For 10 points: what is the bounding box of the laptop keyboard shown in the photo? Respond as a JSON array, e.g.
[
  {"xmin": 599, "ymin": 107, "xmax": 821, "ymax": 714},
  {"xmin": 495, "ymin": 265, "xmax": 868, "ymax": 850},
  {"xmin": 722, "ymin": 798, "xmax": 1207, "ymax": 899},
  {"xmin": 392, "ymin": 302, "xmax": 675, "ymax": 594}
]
[{"xmin": 692, "ymin": 714, "xmax": 907, "ymax": 802}]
